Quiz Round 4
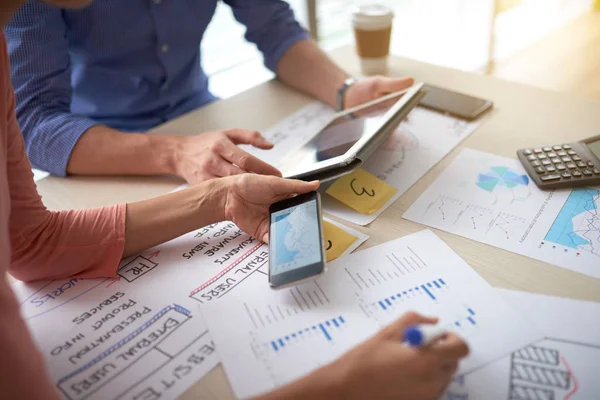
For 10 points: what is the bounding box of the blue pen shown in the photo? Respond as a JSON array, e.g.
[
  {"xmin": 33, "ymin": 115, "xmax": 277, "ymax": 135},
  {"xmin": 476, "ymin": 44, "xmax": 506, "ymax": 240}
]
[{"xmin": 403, "ymin": 325, "xmax": 446, "ymax": 346}]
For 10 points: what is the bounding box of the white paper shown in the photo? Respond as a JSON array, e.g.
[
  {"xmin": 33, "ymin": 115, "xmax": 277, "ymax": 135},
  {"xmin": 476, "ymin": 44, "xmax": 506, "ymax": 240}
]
[
  {"xmin": 201, "ymin": 230, "xmax": 541, "ymax": 399},
  {"xmin": 13, "ymin": 277, "xmax": 218, "ymax": 400},
  {"xmin": 403, "ymin": 149, "xmax": 600, "ymax": 278},
  {"xmin": 443, "ymin": 289, "xmax": 600, "ymax": 399},
  {"xmin": 13, "ymin": 215, "xmax": 367, "ymax": 400},
  {"xmin": 12, "ymin": 221, "xmax": 256, "ymax": 400}
]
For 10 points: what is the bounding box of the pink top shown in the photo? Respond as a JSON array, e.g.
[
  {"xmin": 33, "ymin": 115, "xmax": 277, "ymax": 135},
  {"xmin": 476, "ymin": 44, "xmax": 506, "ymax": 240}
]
[{"xmin": 0, "ymin": 33, "xmax": 126, "ymax": 398}]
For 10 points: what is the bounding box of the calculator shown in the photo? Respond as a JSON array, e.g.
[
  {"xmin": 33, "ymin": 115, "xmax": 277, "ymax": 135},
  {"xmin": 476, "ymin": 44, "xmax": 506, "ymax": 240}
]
[{"xmin": 517, "ymin": 134, "xmax": 600, "ymax": 189}]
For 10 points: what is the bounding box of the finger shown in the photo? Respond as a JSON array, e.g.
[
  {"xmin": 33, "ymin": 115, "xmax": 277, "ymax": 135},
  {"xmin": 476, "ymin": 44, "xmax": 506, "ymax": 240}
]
[
  {"xmin": 430, "ymin": 332, "xmax": 470, "ymax": 361},
  {"xmin": 440, "ymin": 360, "xmax": 459, "ymax": 375},
  {"xmin": 379, "ymin": 312, "xmax": 439, "ymax": 340},
  {"xmin": 269, "ymin": 179, "xmax": 320, "ymax": 201},
  {"xmin": 372, "ymin": 76, "xmax": 415, "ymax": 96},
  {"xmin": 428, "ymin": 365, "xmax": 460, "ymax": 400},
  {"xmin": 254, "ymin": 219, "xmax": 270, "ymax": 245},
  {"xmin": 225, "ymin": 129, "xmax": 274, "ymax": 149},
  {"xmin": 220, "ymin": 141, "xmax": 282, "ymax": 177}
]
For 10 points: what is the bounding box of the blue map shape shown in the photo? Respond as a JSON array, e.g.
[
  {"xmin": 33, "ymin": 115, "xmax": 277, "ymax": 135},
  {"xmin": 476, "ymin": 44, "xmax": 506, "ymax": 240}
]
[
  {"xmin": 274, "ymin": 214, "xmax": 299, "ymax": 264},
  {"xmin": 544, "ymin": 188, "xmax": 600, "ymax": 249},
  {"xmin": 476, "ymin": 166, "xmax": 529, "ymax": 192}
]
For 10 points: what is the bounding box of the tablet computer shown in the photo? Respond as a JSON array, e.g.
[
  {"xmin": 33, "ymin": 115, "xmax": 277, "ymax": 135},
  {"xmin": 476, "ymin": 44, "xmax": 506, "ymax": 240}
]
[{"xmin": 281, "ymin": 82, "xmax": 425, "ymax": 182}]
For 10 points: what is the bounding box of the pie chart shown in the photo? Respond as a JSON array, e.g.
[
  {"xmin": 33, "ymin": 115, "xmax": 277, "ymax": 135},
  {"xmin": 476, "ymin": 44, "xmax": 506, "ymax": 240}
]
[{"xmin": 476, "ymin": 166, "xmax": 529, "ymax": 193}]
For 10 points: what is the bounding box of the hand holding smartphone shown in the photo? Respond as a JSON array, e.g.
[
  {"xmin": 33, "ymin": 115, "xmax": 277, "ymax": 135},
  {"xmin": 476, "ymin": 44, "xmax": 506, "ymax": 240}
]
[{"xmin": 268, "ymin": 191, "xmax": 326, "ymax": 288}]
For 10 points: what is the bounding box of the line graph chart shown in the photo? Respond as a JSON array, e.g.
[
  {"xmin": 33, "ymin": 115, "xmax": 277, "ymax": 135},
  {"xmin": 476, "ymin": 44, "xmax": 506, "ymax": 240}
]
[
  {"xmin": 422, "ymin": 195, "xmax": 529, "ymax": 240},
  {"xmin": 543, "ymin": 188, "xmax": 600, "ymax": 258},
  {"xmin": 404, "ymin": 149, "xmax": 600, "ymax": 278}
]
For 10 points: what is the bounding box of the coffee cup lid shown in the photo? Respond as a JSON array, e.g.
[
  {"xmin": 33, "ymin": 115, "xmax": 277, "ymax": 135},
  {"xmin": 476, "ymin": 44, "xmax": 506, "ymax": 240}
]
[{"xmin": 352, "ymin": 4, "xmax": 394, "ymax": 29}]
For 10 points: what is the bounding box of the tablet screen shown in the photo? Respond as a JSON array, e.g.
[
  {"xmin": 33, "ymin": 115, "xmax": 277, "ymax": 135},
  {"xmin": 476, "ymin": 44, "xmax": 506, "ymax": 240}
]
[{"xmin": 280, "ymin": 92, "xmax": 404, "ymax": 172}]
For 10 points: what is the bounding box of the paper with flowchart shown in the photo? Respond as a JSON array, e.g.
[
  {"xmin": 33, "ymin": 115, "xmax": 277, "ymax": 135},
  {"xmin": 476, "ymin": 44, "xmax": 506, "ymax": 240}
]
[
  {"xmin": 247, "ymin": 102, "xmax": 481, "ymax": 225},
  {"xmin": 200, "ymin": 230, "xmax": 541, "ymax": 399},
  {"xmin": 12, "ymin": 270, "xmax": 218, "ymax": 400},
  {"xmin": 443, "ymin": 289, "xmax": 600, "ymax": 399},
  {"xmin": 12, "ymin": 215, "xmax": 366, "ymax": 400},
  {"xmin": 403, "ymin": 149, "xmax": 600, "ymax": 278}
]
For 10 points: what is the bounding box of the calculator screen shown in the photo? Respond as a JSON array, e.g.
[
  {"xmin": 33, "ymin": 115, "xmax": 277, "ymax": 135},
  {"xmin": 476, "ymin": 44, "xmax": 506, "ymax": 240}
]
[{"xmin": 586, "ymin": 139, "xmax": 600, "ymax": 158}]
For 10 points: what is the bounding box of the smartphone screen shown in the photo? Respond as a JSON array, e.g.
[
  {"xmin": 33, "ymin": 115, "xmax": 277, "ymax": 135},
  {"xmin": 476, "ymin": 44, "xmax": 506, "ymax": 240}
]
[
  {"xmin": 269, "ymin": 193, "xmax": 325, "ymax": 287},
  {"xmin": 420, "ymin": 84, "xmax": 492, "ymax": 120}
]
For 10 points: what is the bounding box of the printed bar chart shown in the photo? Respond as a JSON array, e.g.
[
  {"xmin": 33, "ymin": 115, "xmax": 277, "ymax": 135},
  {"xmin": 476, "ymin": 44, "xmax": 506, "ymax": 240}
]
[
  {"xmin": 270, "ymin": 316, "xmax": 346, "ymax": 351},
  {"xmin": 376, "ymin": 278, "xmax": 447, "ymax": 310}
]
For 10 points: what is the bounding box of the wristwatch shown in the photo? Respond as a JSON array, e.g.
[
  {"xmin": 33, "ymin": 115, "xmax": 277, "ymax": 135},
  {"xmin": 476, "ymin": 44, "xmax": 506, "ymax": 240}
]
[{"xmin": 336, "ymin": 77, "xmax": 358, "ymax": 111}]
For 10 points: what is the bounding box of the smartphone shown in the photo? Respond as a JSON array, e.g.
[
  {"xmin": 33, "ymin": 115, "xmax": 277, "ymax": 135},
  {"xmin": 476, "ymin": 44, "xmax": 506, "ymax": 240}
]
[
  {"xmin": 420, "ymin": 84, "xmax": 493, "ymax": 121},
  {"xmin": 268, "ymin": 191, "xmax": 326, "ymax": 288}
]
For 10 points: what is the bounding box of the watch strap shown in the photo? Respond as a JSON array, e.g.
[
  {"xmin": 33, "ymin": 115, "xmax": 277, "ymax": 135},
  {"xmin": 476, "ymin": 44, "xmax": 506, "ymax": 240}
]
[{"xmin": 336, "ymin": 77, "xmax": 358, "ymax": 111}]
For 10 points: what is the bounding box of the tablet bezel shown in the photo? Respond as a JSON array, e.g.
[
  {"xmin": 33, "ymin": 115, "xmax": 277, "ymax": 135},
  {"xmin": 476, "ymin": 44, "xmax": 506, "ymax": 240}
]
[{"xmin": 282, "ymin": 82, "xmax": 424, "ymax": 179}]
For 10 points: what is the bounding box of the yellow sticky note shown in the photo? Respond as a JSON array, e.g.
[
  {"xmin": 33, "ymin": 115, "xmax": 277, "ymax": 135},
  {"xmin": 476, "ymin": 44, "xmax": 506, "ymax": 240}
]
[
  {"xmin": 326, "ymin": 168, "xmax": 398, "ymax": 215},
  {"xmin": 323, "ymin": 221, "xmax": 358, "ymax": 262}
]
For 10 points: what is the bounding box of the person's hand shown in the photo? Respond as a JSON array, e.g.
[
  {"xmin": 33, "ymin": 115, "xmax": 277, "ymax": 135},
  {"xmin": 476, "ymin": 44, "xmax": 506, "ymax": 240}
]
[
  {"xmin": 217, "ymin": 174, "xmax": 319, "ymax": 242},
  {"xmin": 323, "ymin": 312, "xmax": 469, "ymax": 400},
  {"xmin": 344, "ymin": 76, "xmax": 415, "ymax": 110},
  {"xmin": 169, "ymin": 129, "xmax": 282, "ymax": 184}
]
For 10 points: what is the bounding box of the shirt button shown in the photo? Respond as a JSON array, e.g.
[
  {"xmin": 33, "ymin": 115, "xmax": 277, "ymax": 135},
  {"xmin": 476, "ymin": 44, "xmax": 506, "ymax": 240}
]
[
  {"xmin": 153, "ymin": 0, "xmax": 161, "ymax": 3},
  {"xmin": 161, "ymin": 44, "xmax": 169, "ymax": 53}
]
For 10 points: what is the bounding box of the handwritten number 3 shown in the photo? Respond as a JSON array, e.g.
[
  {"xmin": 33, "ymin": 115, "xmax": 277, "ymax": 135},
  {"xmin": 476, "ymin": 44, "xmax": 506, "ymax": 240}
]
[
  {"xmin": 350, "ymin": 179, "xmax": 375, "ymax": 197},
  {"xmin": 326, "ymin": 240, "xmax": 333, "ymax": 251}
]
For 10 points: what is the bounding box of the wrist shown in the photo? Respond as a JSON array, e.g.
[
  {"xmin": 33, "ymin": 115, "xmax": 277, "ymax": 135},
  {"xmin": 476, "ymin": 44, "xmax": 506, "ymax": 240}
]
[
  {"xmin": 336, "ymin": 77, "xmax": 358, "ymax": 111},
  {"xmin": 147, "ymin": 134, "xmax": 183, "ymax": 176},
  {"xmin": 191, "ymin": 178, "xmax": 229, "ymax": 224}
]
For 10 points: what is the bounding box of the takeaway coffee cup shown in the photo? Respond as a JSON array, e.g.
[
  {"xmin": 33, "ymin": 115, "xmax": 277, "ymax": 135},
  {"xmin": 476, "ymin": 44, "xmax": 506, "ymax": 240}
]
[{"xmin": 352, "ymin": 4, "xmax": 394, "ymax": 75}]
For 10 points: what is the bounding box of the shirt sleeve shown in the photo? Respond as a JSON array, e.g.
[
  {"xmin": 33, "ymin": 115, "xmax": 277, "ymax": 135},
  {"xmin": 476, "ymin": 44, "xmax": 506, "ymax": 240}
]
[
  {"xmin": 1, "ymin": 40, "xmax": 126, "ymax": 282},
  {"xmin": 5, "ymin": 2, "xmax": 98, "ymax": 177},
  {"xmin": 224, "ymin": 0, "xmax": 310, "ymax": 72}
]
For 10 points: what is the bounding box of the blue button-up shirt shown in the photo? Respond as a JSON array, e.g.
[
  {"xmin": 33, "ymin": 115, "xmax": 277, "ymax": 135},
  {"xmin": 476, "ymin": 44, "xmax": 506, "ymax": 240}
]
[{"xmin": 5, "ymin": 0, "xmax": 308, "ymax": 176}]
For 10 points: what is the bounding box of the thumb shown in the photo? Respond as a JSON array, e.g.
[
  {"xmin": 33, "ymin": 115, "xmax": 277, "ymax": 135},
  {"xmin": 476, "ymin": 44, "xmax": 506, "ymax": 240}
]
[
  {"xmin": 271, "ymin": 179, "xmax": 320, "ymax": 202},
  {"xmin": 379, "ymin": 311, "xmax": 438, "ymax": 340},
  {"xmin": 375, "ymin": 76, "xmax": 415, "ymax": 95}
]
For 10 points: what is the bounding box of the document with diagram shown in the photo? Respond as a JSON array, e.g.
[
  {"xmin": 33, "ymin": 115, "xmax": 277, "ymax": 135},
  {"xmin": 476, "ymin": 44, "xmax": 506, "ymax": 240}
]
[
  {"xmin": 444, "ymin": 289, "xmax": 600, "ymax": 399},
  {"xmin": 404, "ymin": 149, "xmax": 600, "ymax": 278},
  {"xmin": 200, "ymin": 230, "xmax": 541, "ymax": 399}
]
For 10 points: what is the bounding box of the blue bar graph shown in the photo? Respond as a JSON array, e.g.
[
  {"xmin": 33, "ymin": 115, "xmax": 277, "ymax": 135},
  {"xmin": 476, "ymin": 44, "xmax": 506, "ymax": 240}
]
[
  {"xmin": 451, "ymin": 307, "xmax": 477, "ymax": 329},
  {"xmin": 421, "ymin": 285, "xmax": 435, "ymax": 301},
  {"xmin": 319, "ymin": 324, "xmax": 331, "ymax": 341},
  {"xmin": 269, "ymin": 316, "xmax": 346, "ymax": 352},
  {"xmin": 375, "ymin": 278, "xmax": 447, "ymax": 310}
]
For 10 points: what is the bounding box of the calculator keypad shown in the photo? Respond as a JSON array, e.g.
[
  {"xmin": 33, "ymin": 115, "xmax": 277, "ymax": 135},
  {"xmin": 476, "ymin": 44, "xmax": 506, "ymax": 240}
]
[{"xmin": 521, "ymin": 144, "xmax": 600, "ymax": 186}]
